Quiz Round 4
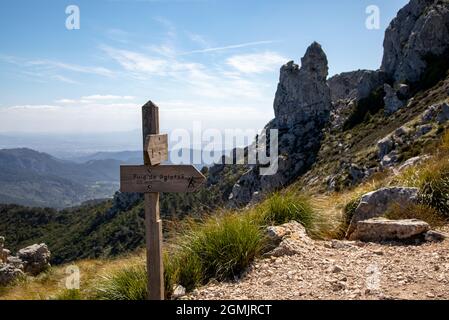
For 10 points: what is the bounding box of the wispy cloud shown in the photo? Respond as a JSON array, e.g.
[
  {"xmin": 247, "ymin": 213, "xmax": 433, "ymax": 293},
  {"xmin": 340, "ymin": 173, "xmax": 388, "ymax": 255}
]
[
  {"xmin": 27, "ymin": 60, "xmax": 114, "ymax": 77},
  {"xmin": 55, "ymin": 95, "xmax": 135, "ymax": 104},
  {"xmin": 226, "ymin": 52, "xmax": 287, "ymax": 74},
  {"xmin": 180, "ymin": 40, "xmax": 279, "ymax": 55},
  {"xmin": 0, "ymin": 54, "xmax": 114, "ymax": 84}
]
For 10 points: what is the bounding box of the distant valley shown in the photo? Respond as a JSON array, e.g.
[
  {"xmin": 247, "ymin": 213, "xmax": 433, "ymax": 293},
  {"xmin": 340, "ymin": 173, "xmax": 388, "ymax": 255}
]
[
  {"xmin": 0, "ymin": 148, "xmax": 121, "ymax": 208},
  {"xmin": 0, "ymin": 147, "xmax": 220, "ymax": 208}
]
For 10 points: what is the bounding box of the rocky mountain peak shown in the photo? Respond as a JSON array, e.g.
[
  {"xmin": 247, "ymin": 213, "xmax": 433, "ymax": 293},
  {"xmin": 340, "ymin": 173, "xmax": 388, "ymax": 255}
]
[
  {"xmin": 381, "ymin": 0, "xmax": 449, "ymax": 83},
  {"xmin": 300, "ymin": 41, "xmax": 328, "ymax": 81},
  {"xmin": 274, "ymin": 42, "xmax": 331, "ymax": 129}
]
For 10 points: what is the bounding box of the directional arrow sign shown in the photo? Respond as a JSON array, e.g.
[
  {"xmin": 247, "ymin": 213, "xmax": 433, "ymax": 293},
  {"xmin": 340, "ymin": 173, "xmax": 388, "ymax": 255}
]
[
  {"xmin": 120, "ymin": 165, "xmax": 206, "ymax": 193},
  {"xmin": 145, "ymin": 134, "xmax": 168, "ymax": 165}
]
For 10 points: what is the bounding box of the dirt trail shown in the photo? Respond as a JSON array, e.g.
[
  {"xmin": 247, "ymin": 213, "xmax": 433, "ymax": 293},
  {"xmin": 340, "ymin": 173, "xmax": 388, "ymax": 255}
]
[{"xmin": 187, "ymin": 226, "xmax": 449, "ymax": 300}]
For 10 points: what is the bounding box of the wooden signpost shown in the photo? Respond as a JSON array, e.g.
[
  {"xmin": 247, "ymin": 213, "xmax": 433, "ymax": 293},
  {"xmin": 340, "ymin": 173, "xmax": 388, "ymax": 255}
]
[{"xmin": 120, "ymin": 101, "xmax": 206, "ymax": 300}]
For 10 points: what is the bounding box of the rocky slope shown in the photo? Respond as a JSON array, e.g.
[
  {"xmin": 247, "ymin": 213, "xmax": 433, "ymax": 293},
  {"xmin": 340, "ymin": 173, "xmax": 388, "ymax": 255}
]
[{"xmin": 187, "ymin": 223, "xmax": 449, "ymax": 300}]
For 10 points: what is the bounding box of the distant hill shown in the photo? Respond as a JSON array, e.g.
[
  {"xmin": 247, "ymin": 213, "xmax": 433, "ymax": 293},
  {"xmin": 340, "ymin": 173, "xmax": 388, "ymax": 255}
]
[
  {"xmin": 0, "ymin": 148, "xmax": 120, "ymax": 208},
  {"xmin": 69, "ymin": 150, "xmax": 143, "ymax": 164},
  {"xmin": 68, "ymin": 148, "xmax": 220, "ymax": 169}
]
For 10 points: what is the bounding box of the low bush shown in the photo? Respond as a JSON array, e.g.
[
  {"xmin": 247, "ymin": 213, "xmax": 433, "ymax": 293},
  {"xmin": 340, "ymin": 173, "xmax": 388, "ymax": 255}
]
[{"xmin": 343, "ymin": 86, "xmax": 386, "ymax": 131}]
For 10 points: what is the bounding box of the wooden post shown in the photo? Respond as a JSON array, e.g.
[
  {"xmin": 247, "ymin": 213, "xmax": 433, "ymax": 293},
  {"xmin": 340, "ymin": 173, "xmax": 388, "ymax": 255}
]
[{"xmin": 142, "ymin": 101, "xmax": 164, "ymax": 300}]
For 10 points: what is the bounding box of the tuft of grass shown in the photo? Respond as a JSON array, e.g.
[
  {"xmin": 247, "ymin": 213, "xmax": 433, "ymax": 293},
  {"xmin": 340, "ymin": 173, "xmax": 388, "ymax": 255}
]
[
  {"xmin": 257, "ymin": 193, "xmax": 315, "ymax": 229},
  {"xmin": 396, "ymin": 156, "xmax": 449, "ymax": 217},
  {"xmin": 343, "ymin": 196, "xmax": 361, "ymax": 227},
  {"xmin": 384, "ymin": 203, "xmax": 446, "ymax": 228},
  {"xmin": 95, "ymin": 264, "xmax": 147, "ymax": 300},
  {"xmin": 179, "ymin": 213, "xmax": 265, "ymax": 282}
]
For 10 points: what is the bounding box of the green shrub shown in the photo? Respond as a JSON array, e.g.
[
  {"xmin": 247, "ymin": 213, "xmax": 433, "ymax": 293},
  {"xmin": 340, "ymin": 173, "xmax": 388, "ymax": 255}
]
[
  {"xmin": 258, "ymin": 193, "xmax": 315, "ymax": 229},
  {"xmin": 343, "ymin": 86, "xmax": 386, "ymax": 131},
  {"xmin": 96, "ymin": 265, "xmax": 147, "ymax": 300}
]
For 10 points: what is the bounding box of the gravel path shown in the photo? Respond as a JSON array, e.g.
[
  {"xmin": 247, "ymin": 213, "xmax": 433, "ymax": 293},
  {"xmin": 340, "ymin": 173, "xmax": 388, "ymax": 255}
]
[{"xmin": 186, "ymin": 225, "xmax": 449, "ymax": 300}]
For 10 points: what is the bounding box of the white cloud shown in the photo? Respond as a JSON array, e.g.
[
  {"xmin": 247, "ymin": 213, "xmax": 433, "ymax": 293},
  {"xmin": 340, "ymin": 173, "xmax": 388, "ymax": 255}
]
[
  {"xmin": 181, "ymin": 40, "xmax": 278, "ymax": 55},
  {"xmin": 26, "ymin": 59, "xmax": 114, "ymax": 77},
  {"xmin": 226, "ymin": 52, "xmax": 287, "ymax": 74},
  {"xmin": 102, "ymin": 46, "xmax": 167, "ymax": 74},
  {"xmin": 81, "ymin": 95, "xmax": 135, "ymax": 101},
  {"xmin": 0, "ymin": 102, "xmax": 140, "ymax": 133}
]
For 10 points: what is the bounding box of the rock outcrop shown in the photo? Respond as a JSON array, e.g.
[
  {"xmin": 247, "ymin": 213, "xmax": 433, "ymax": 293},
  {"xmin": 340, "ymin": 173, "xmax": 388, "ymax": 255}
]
[
  {"xmin": 0, "ymin": 264, "xmax": 24, "ymax": 287},
  {"xmin": 346, "ymin": 187, "xmax": 419, "ymax": 238},
  {"xmin": 228, "ymin": 42, "xmax": 332, "ymax": 206},
  {"xmin": 381, "ymin": 0, "xmax": 449, "ymax": 83},
  {"xmin": 274, "ymin": 42, "xmax": 331, "ymax": 129},
  {"xmin": 17, "ymin": 244, "xmax": 51, "ymax": 276},
  {"xmin": 376, "ymin": 100, "xmax": 449, "ymax": 167},
  {"xmin": 349, "ymin": 218, "xmax": 430, "ymax": 242},
  {"xmin": 328, "ymin": 70, "xmax": 387, "ymax": 102},
  {"xmin": 0, "ymin": 238, "xmax": 51, "ymax": 286},
  {"xmin": 384, "ymin": 83, "xmax": 407, "ymax": 115}
]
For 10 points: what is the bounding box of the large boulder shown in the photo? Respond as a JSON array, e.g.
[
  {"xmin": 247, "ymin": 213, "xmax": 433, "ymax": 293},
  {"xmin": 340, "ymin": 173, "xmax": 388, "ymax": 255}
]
[
  {"xmin": 346, "ymin": 187, "xmax": 419, "ymax": 238},
  {"xmin": 0, "ymin": 263, "xmax": 24, "ymax": 286},
  {"xmin": 381, "ymin": 0, "xmax": 449, "ymax": 83},
  {"xmin": 349, "ymin": 218, "xmax": 430, "ymax": 242},
  {"xmin": 17, "ymin": 244, "xmax": 51, "ymax": 276}
]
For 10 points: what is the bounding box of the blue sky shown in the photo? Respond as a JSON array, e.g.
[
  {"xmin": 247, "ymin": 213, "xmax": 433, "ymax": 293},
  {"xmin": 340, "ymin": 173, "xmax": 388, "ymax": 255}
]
[{"xmin": 0, "ymin": 0, "xmax": 409, "ymax": 135}]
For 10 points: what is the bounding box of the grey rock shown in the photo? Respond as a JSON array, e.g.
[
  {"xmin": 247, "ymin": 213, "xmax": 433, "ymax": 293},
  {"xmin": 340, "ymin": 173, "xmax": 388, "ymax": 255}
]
[
  {"xmin": 436, "ymin": 102, "xmax": 449, "ymax": 124},
  {"xmin": 265, "ymin": 221, "xmax": 312, "ymax": 257},
  {"xmin": 328, "ymin": 70, "xmax": 387, "ymax": 102},
  {"xmin": 6, "ymin": 256, "xmax": 24, "ymax": 270},
  {"xmin": 172, "ymin": 285, "xmax": 186, "ymax": 299},
  {"xmin": 398, "ymin": 155, "xmax": 430, "ymax": 171},
  {"xmin": 0, "ymin": 263, "xmax": 24, "ymax": 286},
  {"xmin": 381, "ymin": 150, "xmax": 399, "ymax": 167},
  {"xmin": 424, "ymin": 230, "xmax": 448, "ymax": 242},
  {"xmin": 377, "ymin": 135, "xmax": 395, "ymax": 160},
  {"xmin": 349, "ymin": 218, "xmax": 430, "ymax": 242},
  {"xmin": 381, "ymin": 0, "xmax": 449, "ymax": 83},
  {"xmin": 266, "ymin": 221, "xmax": 311, "ymax": 243},
  {"xmin": 384, "ymin": 84, "xmax": 406, "ymax": 115},
  {"xmin": 420, "ymin": 102, "xmax": 449, "ymax": 124},
  {"xmin": 346, "ymin": 187, "xmax": 420, "ymax": 238},
  {"xmin": 17, "ymin": 243, "xmax": 51, "ymax": 276}
]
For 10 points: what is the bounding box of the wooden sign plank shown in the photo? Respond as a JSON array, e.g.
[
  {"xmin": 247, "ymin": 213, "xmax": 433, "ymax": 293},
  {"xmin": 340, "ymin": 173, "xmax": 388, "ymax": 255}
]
[
  {"xmin": 145, "ymin": 134, "xmax": 168, "ymax": 165},
  {"xmin": 120, "ymin": 165, "xmax": 206, "ymax": 193}
]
